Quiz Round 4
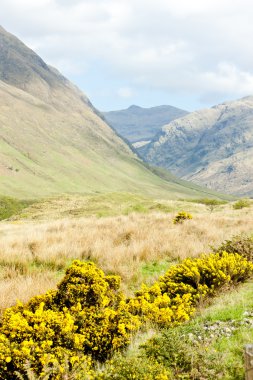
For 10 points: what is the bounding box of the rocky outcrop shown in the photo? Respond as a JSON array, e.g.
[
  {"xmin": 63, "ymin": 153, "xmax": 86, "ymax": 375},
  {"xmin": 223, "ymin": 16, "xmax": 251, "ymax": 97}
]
[{"xmin": 141, "ymin": 97, "xmax": 253, "ymax": 196}]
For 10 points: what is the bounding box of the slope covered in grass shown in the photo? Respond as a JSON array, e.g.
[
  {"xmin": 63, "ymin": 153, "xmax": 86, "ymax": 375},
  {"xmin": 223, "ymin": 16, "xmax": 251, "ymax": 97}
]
[{"xmin": 0, "ymin": 26, "xmax": 229, "ymax": 201}]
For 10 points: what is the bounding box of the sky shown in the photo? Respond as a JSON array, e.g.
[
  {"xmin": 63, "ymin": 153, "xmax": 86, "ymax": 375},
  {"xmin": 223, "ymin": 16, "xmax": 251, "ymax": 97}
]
[{"xmin": 2, "ymin": 0, "xmax": 253, "ymax": 112}]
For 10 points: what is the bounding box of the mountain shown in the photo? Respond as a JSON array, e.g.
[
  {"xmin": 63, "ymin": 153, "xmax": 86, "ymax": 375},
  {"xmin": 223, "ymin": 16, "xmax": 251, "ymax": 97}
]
[
  {"xmin": 102, "ymin": 105, "xmax": 188, "ymax": 146},
  {"xmin": 141, "ymin": 96, "xmax": 253, "ymax": 196},
  {"xmin": 0, "ymin": 25, "xmax": 225, "ymax": 200}
]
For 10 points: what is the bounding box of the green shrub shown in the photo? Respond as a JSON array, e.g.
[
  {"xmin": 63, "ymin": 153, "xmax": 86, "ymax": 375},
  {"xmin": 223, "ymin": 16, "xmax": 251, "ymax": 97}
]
[
  {"xmin": 142, "ymin": 327, "xmax": 193, "ymax": 376},
  {"xmin": 142, "ymin": 324, "xmax": 232, "ymax": 380},
  {"xmin": 194, "ymin": 198, "xmax": 226, "ymax": 212},
  {"xmin": 233, "ymin": 199, "xmax": 251, "ymax": 209},
  {"xmin": 195, "ymin": 198, "xmax": 226, "ymax": 206},
  {"xmin": 173, "ymin": 211, "xmax": 192, "ymax": 224},
  {"xmin": 213, "ymin": 234, "xmax": 253, "ymax": 262},
  {"xmin": 198, "ymin": 198, "xmax": 226, "ymax": 212}
]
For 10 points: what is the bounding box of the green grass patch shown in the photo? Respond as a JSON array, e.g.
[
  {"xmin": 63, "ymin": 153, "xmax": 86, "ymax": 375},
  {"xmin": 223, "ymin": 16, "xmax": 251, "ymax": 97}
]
[
  {"xmin": 10, "ymin": 192, "xmax": 180, "ymax": 220},
  {"xmin": 141, "ymin": 259, "xmax": 176, "ymax": 279},
  {"xmin": 0, "ymin": 196, "xmax": 33, "ymax": 220},
  {"xmin": 198, "ymin": 281, "xmax": 253, "ymax": 322}
]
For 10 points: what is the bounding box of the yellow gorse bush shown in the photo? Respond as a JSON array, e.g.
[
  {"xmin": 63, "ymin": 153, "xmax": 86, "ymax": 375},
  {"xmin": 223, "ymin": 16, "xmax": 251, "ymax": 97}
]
[
  {"xmin": 173, "ymin": 211, "xmax": 193, "ymax": 224},
  {"xmin": 0, "ymin": 252, "xmax": 252, "ymax": 378},
  {"xmin": 0, "ymin": 261, "xmax": 140, "ymax": 379},
  {"xmin": 127, "ymin": 284, "xmax": 194, "ymax": 327},
  {"xmin": 160, "ymin": 251, "xmax": 253, "ymax": 299},
  {"xmin": 127, "ymin": 252, "xmax": 253, "ymax": 327}
]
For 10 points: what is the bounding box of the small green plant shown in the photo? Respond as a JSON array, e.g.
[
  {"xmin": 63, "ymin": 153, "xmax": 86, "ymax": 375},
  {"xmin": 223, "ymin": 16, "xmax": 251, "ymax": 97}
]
[
  {"xmin": 233, "ymin": 198, "xmax": 251, "ymax": 209},
  {"xmin": 142, "ymin": 327, "xmax": 193, "ymax": 376},
  {"xmin": 173, "ymin": 211, "xmax": 193, "ymax": 224},
  {"xmin": 95, "ymin": 355, "xmax": 170, "ymax": 379}
]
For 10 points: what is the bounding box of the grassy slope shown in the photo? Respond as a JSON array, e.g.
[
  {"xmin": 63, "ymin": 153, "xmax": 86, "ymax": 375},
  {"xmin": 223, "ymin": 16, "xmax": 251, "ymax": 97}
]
[
  {"xmin": 0, "ymin": 81, "xmax": 232, "ymax": 201},
  {"xmin": 145, "ymin": 165, "xmax": 235, "ymax": 200}
]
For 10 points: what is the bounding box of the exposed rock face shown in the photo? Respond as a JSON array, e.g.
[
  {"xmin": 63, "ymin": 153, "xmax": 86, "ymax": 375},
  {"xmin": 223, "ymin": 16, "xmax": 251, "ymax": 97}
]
[
  {"xmin": 103, "ymin": 105, "xmax": 188, "ymax": 143},
  {"xmin": 141, "ymin": 97, "xmax": 253, "ymax": 196}
]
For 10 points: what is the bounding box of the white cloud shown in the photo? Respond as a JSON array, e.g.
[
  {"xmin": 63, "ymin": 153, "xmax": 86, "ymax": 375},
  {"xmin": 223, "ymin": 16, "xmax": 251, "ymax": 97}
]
[
  {"xmin": 1, "ymin": 0, "xmax": 253, "ymax": 108},
  {"xmin": 200, "ymin": 63, "xmax": 253, "ymax": 94},
  {"xmin": 117, "ymin": 87, "xmax": 134, "ymax": 98}
]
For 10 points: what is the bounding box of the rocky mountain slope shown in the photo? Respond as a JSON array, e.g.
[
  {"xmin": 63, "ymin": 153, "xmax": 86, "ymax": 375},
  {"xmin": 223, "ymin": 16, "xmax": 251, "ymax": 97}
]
[
  {"xmin": 0, "ymin": 25, "xmax": 220, "ymax": 200},
  {"xmin": 141, "ymin": 97, "xmax": 253, "ymax": 196},
  {"xmin": 102, "ymin": 105, "xmax": 188, "ymax": 145}
]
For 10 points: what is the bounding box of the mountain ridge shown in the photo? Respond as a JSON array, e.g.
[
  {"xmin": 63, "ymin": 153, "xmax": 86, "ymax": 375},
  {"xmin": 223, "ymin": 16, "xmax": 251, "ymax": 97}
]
[
  {"xmin": 102, "ymin": 104, "xmax": 188, "ymax": 144},
  {"xmin": 140, "ymin": 96, "xmax": 253, "ymax": 196}
]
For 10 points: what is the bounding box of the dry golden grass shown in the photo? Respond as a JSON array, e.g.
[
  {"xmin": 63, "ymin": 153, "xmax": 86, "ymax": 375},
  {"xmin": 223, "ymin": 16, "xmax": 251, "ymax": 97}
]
[
  {"xmin": 0, "ymin": 205, "xmax": 252, "ymax": 312},
  {"xmin": 0, "ymin": 270, "xmax": 57, "ymax": 316}
]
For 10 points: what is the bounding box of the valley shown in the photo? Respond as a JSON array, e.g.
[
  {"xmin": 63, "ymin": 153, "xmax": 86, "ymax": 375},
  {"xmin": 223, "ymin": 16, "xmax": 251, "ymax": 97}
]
[{"xmin": 0, "ymin": 23, "xmax": 253, "ymax": 380}]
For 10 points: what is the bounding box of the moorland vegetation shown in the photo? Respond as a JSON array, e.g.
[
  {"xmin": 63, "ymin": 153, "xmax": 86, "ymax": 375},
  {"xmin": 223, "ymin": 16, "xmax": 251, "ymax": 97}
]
[{"xmin": 0, "ymin": 196, "xmax": 252, "ymax": 379}]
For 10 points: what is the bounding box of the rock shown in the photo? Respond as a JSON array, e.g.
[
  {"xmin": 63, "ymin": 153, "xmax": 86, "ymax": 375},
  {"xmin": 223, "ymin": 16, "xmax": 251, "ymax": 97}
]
[{"xmin": 141, "ymin": 97, "xmax": 253, "ymax": 196}]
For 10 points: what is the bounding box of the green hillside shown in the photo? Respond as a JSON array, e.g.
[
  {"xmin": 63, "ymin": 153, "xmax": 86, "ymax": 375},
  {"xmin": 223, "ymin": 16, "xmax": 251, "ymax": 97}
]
[{"xmin": 0, "ymin": 26, "xmax": 229, "ymax": 201}]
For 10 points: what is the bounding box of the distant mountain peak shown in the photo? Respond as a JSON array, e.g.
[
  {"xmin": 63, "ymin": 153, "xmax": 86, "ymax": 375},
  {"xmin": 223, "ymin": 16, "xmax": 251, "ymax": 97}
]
[
  {"xmin": 128, "ymin": 104, "xmax": 141, "ymax": 110},
  {"xmin": 103, "ymin": 105, "xmax": 188, "ymax": 143}
]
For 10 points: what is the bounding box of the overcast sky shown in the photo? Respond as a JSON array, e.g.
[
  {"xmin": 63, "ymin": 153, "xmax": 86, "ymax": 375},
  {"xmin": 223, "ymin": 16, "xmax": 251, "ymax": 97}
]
[{"xmin": 2, "ymin": 0, "xmax": 253, "ymax": 111}]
